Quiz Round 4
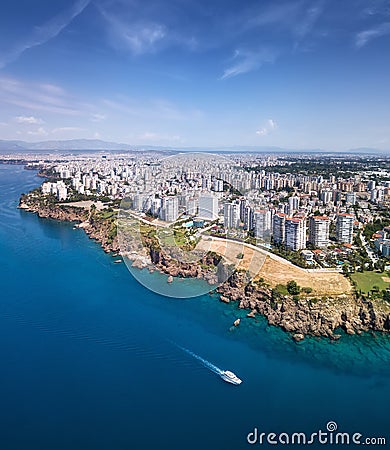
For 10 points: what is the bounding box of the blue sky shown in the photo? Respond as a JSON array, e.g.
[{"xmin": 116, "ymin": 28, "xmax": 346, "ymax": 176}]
[{"xmin": 0, "ymin": 0, "xmax": 389, "ymax": 150}]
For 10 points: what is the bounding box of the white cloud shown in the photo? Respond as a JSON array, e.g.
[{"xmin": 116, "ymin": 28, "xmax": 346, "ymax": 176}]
[
  {"xmin": 356, "ymin": 22, "xmax": 390, "ymax": 48},
  {"xmin": 256, "ymin": 119, "xmax": 277, "ymax": 136},
  {"xmin": 102, "ymin": 97, "xmax": 202, "ymax": 122},
  {"xmin": 0, "ymin": 76, "xmax": 83, "ymax": 116},
  {"xmin": 293, "ymin": 2, "xmax": 324, "ymax": 48},
  {"xmin": 243, "ymin": 1, "xmax": 324, "ymax": 44},
  {"xmin": 0, "ymin": 75, "xmax": 200, "ymax": 143},
  {"xmin": 361, "ymin": 1, "xmax": 390, "ymax": 18},
  {"xmin": 123, "ymin": 24, "xmax": 166, "ymax": 55},
  {"xmin": 39, "ymin": 83, "xmax": 66, "ymax": 96},
  {"xmin": 0, "ymin": 0, "xmax": 91, "ymax": 69},
  {"xmin": 27, "ymin": 127, "xmax": 48, "ymax": 136},
  {"xmin": 97, "ymin": 2, "xmax": 198, "ymax": 55},
  {"xmin": 91, "ymin": 113, "xmax": 107, "ymax": 122},
  {"xmin": 221, "ymin": 48, "xmax": 277, "ymax": 79},
  {"xmin": 99, "ymin": 8, "xmax": 167, "ymax": 55},
  {"xmin": 246, "ymin": 2, "xmax": 303, "ymax": 30},
  {"xmin": 15, "ymin": 115, "xmax": 44, "ymax": 124}
]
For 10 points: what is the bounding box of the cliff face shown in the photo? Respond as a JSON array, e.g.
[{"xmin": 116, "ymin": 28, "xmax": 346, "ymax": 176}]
[
  {"xmin": 20, "ymin": 193, "xmax": 390, "ymax": 340},
  {"xmin": 130, "ymin": 241, "xmax": 390, "ymax": 338},
  {"xmin": 146, "ymin": 247, "xmax": 220, "ymax": 284},
  {"xmin": 217, "ymin": 271, "xmax": 390, "ymax": 338},
  {"xmin": 26, "ymin": 203, "xmax": 88, "ymax": 222},
  {"xmin": 19, "ymin": 199, "xmax": 119, "ymax": 254}
]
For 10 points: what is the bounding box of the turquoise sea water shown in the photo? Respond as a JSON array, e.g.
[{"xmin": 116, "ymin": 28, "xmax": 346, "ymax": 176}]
[{"xmin": 0, "ymin": 164, "xmax": 389, "ymax": 450}]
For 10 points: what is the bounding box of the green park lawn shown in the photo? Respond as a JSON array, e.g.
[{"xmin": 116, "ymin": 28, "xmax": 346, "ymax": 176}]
[{"xmin": 351, "ymin": 271, "xmax": 390, "ymax": 293}]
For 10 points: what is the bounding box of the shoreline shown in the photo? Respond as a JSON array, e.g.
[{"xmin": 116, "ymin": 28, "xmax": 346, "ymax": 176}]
[
  {"xmin": 19, "ymin": 191, "xmax": 390, "ymax": 341},
  {"xmin": 19, "ymin": 199, "xmax": 120, "ymax": 254}
]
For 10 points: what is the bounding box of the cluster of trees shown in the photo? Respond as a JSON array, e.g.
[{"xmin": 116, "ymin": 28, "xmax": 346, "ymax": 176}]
[
  {"xmin": 287, "ymin": 280, "xmax": 300, "ymax": 295},
  {"xmin": 271, "ymin": 280, "xmax": 312, "ymax": 302},
  {"xmin": 363, "ymin": 219, "xmax": 390, "ymax": 240},
  {"xmin": 354, "ymin": 285, "xmax": 390, "ymax": 302},
  {"xmin": 383, "ymin": 290, "xmax": 390, "ymax": 302},
  {"xmin": 271, "ymin": 244, "xmax": 310, "ymax": 268},
  {"xmin": 63, "ymin": 189, "xmax": 112, "ymax": 203},
  {"xmin": 248, "ymin": 158, "xmax": 370, "ymax": 178}
]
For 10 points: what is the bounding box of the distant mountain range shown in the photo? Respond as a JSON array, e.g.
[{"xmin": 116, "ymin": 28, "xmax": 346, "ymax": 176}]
[
  {"xmin": 0, "ymin": 139, "xmax": 136, "ymax": 152},
  {"xmin": 0, "ymin": 139, "xmax": 387, "ymax": 155}
]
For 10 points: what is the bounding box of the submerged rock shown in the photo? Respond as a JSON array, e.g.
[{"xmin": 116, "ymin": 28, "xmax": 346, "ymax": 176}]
[{"xmin": 293, "ymin": 333, "xmax": 305, "ymax": 342}]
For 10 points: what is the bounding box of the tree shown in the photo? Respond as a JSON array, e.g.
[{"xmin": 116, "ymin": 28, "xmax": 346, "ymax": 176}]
[
  {"xmin": 383, "ymin": 290, "xmax": 390, "ymax": 302},
  {"xmin": 374, "ymin": 260, "xmax": 385, "ymax": 272},
  {"xmin": 271, "ymin": 288, "xmax": 281, "ymax": 301},
  {"xmin": 302, "ymin": 287, "xmax": 313, "ymax": 294},
  {"xmin": 287, "ymin": 280, "xmax": 301, "ymax": 295}
]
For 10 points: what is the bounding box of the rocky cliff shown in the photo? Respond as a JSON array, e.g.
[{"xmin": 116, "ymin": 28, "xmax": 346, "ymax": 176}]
[
  {"xmin": 19, "ymin": 196, "xmax": 119, "ymax": 254},
  {"xmin": 217, "ymin": 271, "xmax": 390, "ymax": 339},
  {"xmin": 20, "ymin": 192, "xmax": 390, "ymax": 340}
]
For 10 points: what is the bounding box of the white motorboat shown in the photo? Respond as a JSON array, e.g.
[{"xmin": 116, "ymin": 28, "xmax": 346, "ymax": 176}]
[{"xmin": 220, "ymin": 370, "xmax": 242, "ymax": 385}]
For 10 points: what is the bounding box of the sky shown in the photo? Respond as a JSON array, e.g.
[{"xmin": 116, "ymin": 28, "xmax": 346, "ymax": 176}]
[{"xmin": 0, "ymin": 0, "xmax": 389, "ymax": 151}]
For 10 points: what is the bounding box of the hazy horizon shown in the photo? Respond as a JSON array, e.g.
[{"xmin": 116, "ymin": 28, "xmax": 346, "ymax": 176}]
[{"xmin": 0, "ymin": 137, "xmax": 389, "ymax": 155}]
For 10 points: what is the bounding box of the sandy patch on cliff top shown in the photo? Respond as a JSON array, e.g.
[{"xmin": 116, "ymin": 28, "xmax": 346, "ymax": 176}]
[
  {"xmin": 258, "ymin": 256, "xmax": 352, "ymax": 295},
  {"xmin": 195, "ymin": 237, "xmax": 266, "ymax": 277},
  {"xmin": 197, "ymin": 236, "xmax": 352, "ymax": 296}
]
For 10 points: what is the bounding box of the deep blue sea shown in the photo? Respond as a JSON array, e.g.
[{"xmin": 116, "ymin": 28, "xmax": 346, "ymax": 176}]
[{"xmin": 0, "ymin": 164, "xmax": 390, "ymax": 450}]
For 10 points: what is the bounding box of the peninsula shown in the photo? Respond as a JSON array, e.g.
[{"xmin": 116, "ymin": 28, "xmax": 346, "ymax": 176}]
[{"xmin": 15, "ymin": 150, "xmax": 390, "ymax": 341}]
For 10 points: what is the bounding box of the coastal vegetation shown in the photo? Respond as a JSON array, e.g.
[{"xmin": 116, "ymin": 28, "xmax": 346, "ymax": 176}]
[
  {"xmin": 286, "ymin": 280, "xmax": 301, "ymax": 295},
  {"xmin": 270, "ymin": 243, "xmax": 309, "ymax": 268},
  {"xmin": 363, "ymin": 219, "xmax": 390, "ymax": 240},
  {"xmin": 350, "ymin": 271, "xmax": 390, "ymax": 294},
  {"xmin": 19, "ymin": 186, "xmax": 390, "ymax": 340}
]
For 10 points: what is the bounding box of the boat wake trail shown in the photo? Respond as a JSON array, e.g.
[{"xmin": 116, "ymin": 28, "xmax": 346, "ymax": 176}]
[{"xmin": 173, "ymin": 343, "xmax": 223, "ymax": 375}]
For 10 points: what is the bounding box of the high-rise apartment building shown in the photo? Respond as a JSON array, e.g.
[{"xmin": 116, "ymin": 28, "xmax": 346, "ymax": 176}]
[
  {"xmin": 285, "ymin": 217, "xmax": 306, "ymax": 251},
  {"xmin": 198, "ymin": 194, "xmax": 218, "ymax": 220},
  {"xmin": 336, "ymin": 214, "xmax": 354, "ymax": 244},
  {"xmin": 272, "ymin": 213, "xmax": 286, "ymax": 245},
  {"xmin": 159, "ymin": 196, "xmax": 179, "ymax": 222},
  {"xmin": 224, "ymin": 202, "xmax": 240, "ymax": 229},
  {"xmin": 254, "ymin": 210, "xmax": 272, "ymax": 241},
  {"xmin": 309, "ymin": 216, "xmax": 330, "ymax": 248},
  {"xmin": 288, "ymin": 196, "xmax": 299, "ymax": 214}
]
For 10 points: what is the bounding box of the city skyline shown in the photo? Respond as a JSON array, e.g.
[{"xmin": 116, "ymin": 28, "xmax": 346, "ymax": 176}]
[{"xmin": 0, "ymin": 0, "xmax": 390, "ymax": 151}]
